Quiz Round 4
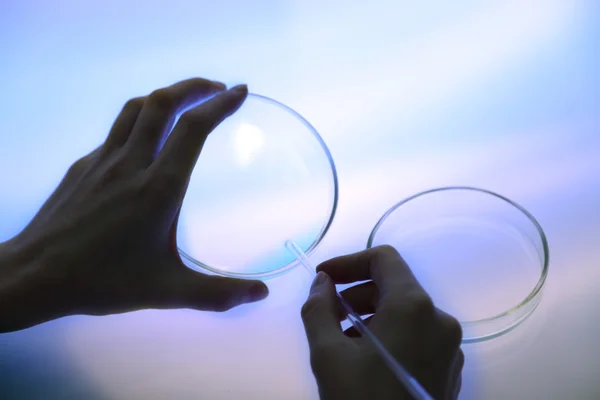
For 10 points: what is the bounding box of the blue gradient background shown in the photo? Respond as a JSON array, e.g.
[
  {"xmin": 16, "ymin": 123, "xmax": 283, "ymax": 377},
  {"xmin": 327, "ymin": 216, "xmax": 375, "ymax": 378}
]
[{"xmin": 1, "ymin": 1, "xmax": 599, "ymax": 399}]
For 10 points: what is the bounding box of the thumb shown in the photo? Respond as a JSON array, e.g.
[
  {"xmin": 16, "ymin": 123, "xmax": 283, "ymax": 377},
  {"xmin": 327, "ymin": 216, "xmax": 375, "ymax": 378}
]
[
  {"xmin": 177, "ymin": 273, "xmax": 269, "ymax": 312},
  {"xmin": 301, "ymin": 272, "xmax": 343, "ymax": 347}
]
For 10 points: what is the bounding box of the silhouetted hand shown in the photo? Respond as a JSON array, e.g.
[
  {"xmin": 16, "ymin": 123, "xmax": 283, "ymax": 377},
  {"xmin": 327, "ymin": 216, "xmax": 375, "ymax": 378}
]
[
  {"xmin": 301, "ymin": 246, "xmax": 463, "ymax": 400},
  {"xmin": 0, "ymin": 78, "xmax": 268, "ymax": 333}
]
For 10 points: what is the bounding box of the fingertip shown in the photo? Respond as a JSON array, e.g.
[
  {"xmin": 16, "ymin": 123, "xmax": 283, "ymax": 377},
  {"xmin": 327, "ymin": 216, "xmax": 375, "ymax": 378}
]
[
  {"xmin": 248, "ymin": 281, "xmax": 269, "ymax": 301},
  {"xmin": 314, "ymin": 259, "xmax": 348, "ymax": 283},
  {"xmin": 191, "ymin": 275, "xmax": 269, "ymax": 311},
  {"xmin": 310, "ymin": 271, "xmax": 330, "ymax": 293},
  {"xmin": 215, "ymin": 84, "xmax": 248, "ymax": 115},
  {"xmin": 314, "ymin": 260, "xmax": 330, "ymax": 275},
  {"xmin": 230, "ymin": 83, "xmax": 248, "ymax": 93}
]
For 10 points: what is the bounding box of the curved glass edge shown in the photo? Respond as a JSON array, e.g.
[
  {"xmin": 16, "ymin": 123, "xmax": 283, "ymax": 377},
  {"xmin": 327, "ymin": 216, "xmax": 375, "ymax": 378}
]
[
  {"xmin": 461, "ymin": 286, "xmax": 544, "ymax": 343},
  {"xmin": 366, "ymin": 186, "xmax": 550, "ymax": 343},
  {"xmin": 177, "ymin": 92, "xmax": 339, "ymax": 280}
]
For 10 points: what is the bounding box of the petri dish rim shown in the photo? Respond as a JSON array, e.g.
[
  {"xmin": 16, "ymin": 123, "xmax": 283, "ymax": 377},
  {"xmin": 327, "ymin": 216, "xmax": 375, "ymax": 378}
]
[
  {"xmin": 178, "ymin": 93, "xmax": 339, "ymax": 280},
  {"xmin": 366, "ymin": 186, "xmax": 549, "ymax": 342}
]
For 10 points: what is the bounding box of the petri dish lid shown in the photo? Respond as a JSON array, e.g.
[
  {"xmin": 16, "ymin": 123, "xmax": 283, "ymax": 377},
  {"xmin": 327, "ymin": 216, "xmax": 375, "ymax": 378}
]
[
  {"xmin": 367, "ymin": 187, "xmax": 549, "ymax": 343},
  {"xmin": 177, "ymin": 93, "xmax": 338, "ymax": 279}
]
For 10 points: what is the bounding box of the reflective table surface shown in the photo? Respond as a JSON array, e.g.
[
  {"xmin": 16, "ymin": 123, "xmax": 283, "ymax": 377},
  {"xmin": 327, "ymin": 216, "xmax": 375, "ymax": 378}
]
[{"xmin": 1, "ymin": 1, "xmax": 599, "ymax": 399}]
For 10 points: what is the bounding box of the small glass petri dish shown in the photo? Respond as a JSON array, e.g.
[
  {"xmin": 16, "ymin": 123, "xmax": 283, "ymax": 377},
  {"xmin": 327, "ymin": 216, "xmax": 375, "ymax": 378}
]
[
  {"xmin": 367, "ymin": 187, "xmax": 549, "ymax": 343},
  {"xmin": 177, "ymin": 93, "xmax": 338, "ymax": 279}
]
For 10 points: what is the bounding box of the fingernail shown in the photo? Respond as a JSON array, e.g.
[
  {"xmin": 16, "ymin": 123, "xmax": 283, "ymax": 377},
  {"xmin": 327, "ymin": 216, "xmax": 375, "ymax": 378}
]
[
  {"xmin": 249, "ymin": 282, "xmax": 269, "ymax": 300},
  {"xmin": 212, "ymin": 81, "xmax": 227, "ymax": 90},
  {"xmin": 311, "ymin": 271, "xmax": 329, "ymax": 291},
  {"xmin": 230, "ymin": 84, "xmax": 248, "ymax": 93}
]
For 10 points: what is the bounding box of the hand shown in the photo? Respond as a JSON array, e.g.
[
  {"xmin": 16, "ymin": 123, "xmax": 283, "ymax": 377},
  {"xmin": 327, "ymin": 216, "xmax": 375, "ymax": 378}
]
[
  {"xmin": 0, "ymin": 78, "xmax": 269, "ymax": 333},
  {"xmin": 301, "ymin": 246, "xmax": 463, "ymax": 400}
]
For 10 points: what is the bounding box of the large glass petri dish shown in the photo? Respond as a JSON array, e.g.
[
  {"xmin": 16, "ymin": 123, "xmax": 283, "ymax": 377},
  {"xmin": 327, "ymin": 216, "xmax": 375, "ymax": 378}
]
[
  {"xmin": 367, "ymin": 187, "xmax": 549, "ymax": 343},
  {"xmin": 177, "ymin": 93, "xmax": 338, "ymax": 279}
]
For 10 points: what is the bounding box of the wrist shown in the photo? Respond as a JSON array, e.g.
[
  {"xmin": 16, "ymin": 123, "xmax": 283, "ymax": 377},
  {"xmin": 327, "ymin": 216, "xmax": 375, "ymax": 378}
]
[{"xmin": 0, "ymin": 239, "xmax": 67, "ymax": 332}]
